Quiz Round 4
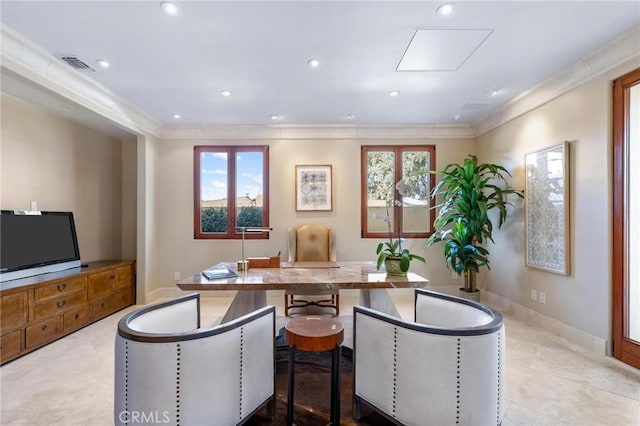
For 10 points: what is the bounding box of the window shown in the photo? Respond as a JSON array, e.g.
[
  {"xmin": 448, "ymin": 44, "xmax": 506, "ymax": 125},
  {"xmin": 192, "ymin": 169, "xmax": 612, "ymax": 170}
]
[
  {"xmin": 361, "ymin": 145, "xmax": 435, "ymax": 239},
  {"xmin": 613, "ymin": 68, "xmax": 640, "ymax": 368},
  {"xmin": 194, "ymin": 145, "xmax": 269, "ymax": 239}
]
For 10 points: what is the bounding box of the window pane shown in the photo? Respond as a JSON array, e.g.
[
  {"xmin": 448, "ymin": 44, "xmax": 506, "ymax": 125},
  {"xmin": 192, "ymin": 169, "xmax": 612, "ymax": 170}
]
[
  {"xmin": 628, "ymin": 83, "xmax": 640, "ymax": 342},
  {"xmin": 367, "ymin": 151, "xmax": 395, "ymax": 233},
  {"xmin": 200, "ymin": 151, "xmax": 228, "ymax": 233},
  {"xmin": 235, "ymin": 151, "xmax": 264, "ymax": 228},
  {"xmin": 401, "ymin": 151, "xmax": 430, "ymax": 233}
]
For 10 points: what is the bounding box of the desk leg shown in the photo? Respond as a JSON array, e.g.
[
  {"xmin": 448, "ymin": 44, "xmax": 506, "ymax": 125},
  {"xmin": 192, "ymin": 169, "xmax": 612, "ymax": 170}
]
[
  {"xmin": 358, "ymin": 289, "xmax": 401, "ymax": 318},
  {"xmin": 221, "ymin": 290, "xmax": 267, "ymax": 323}
]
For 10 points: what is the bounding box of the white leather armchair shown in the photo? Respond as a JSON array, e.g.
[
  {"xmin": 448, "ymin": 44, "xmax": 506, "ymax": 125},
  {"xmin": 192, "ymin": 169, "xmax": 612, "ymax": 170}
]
[
  {"xmin": 353, "ymin": 288, "xmax": 505, "ymax": 425},
  {"xmin": 114, "ymin": 293, "xmax": 275, "ymax": 426}
]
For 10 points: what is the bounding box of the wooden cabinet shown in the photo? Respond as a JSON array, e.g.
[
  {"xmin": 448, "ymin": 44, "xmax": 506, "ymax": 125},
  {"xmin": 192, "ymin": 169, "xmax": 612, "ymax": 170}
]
[
  {"xmin": 0, "ymin": 260, "xmax": 135, "ymax": 364},
  {"xmin": 1, "ymin": 291, "xmax": 28, "ymax": 330},
  {"xmin": 0, "ymin": 330, "xmax": 22, "ymax": 361},
  {"xmin": 26, "ymin": 317, "xmax": 61, "ymax": 349}
]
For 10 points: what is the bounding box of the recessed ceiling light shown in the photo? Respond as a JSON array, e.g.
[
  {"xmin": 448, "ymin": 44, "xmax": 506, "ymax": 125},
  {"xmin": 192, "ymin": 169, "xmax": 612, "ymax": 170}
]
[
  {"xmin": 307, "ymin": 59, "xmax": 320, "ymax": 68},
  {"xmin": 221, "ymin": 90, "xmax": 232, "ymax": 97},
  {"xmin": 173, "ymin": 114, "xmax": 181, "ymax": 119},
  {"xmin": 346, "ymin": 114, "xmax": 356, "ymax": 119},
  {"xmin": 489, "ymin": 89, "xmax": 501, "ymax": 97},
  {"xmin": 160, "ymin": 2, "xmax": 179, "ymax": 15},
  {"xmin": 96, "ymin": 60, "xmax": 110, "ymax": 68},
  {"xmin": 454, "ymin": 114, "xmax": 461, "ymax": 121},
  {"xmin": 436, "ymin": 3, "xmax": 455, "ymax": 16},
  {"xmin": 269, "ymin": 114, "xmax": 280, "ymax": 121},
  {"xmin": 389, "ymin": 90, "xmax": 400, "ymax": 97}
]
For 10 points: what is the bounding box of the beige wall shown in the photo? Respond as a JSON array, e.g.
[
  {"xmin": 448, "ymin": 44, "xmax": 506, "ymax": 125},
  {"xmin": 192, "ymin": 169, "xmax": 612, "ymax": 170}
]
[
  {"xmin": 0, "ymin": 93, "xmax": 135, "ymax": 264},
  {"xmin": 146, "ymin": 137, "xmax": 476, "ymax": 293},
  {"xmin": 476, "ymin": 58, "xmax": 640, "ymax": 340}
]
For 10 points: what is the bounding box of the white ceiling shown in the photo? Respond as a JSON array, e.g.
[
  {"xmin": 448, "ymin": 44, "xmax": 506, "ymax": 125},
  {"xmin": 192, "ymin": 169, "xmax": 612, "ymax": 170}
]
[{"xmin": 1, "ymin": 1, "xmax": 639, "ymax": 127}]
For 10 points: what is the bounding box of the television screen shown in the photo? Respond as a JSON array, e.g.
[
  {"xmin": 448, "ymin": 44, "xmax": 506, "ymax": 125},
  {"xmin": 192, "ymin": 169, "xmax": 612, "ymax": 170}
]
[{"xmin": 1, "ymin": 211, "xmax": 81, "ymax": 279}]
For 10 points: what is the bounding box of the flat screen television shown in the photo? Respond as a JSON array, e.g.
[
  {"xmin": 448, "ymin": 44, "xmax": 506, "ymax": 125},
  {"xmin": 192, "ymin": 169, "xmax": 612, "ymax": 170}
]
[{"xmin": 1, "ymin": 211, "xmax": 81, "ymax": 282}]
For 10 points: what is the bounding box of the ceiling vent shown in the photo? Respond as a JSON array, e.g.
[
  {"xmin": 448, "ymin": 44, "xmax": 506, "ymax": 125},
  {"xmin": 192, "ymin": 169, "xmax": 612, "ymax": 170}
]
[{"xmin": 59, "ymin": 56, "xmax": 95, "ymax": 72}]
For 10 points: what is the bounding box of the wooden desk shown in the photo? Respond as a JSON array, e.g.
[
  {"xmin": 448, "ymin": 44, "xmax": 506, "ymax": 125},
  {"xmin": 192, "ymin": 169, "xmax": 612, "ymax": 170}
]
[{"xmin": 177, "ymin": 261, "xmax": 429, "ymax": 322}]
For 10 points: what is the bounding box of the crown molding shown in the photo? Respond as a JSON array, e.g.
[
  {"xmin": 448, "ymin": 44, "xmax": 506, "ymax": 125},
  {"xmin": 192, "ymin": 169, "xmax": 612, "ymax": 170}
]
[
  {"xmin": 0, "ymin": 24, "xmax": 163, "ymax": 137},
  {"xmin": 473, "ymin": 24, "xmax": 640, "ymax": 137},
  {"xmin": 161, "ymin": 123, "xmax": 474, "ymax": 140}
]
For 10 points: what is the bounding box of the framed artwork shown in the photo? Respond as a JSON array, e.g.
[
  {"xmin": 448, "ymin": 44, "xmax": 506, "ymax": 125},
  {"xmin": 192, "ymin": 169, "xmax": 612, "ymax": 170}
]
[
  {"xmin": 295, "ymin": 164, "xmax": 332, "ymax": 211},
  {"xmin": 525, "ymin": 142, "xmax": 570, "ymax": 275}
]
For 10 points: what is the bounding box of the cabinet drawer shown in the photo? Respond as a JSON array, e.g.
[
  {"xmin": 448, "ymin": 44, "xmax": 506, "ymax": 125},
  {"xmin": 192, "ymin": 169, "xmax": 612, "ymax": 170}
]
[
  {"xmin": 114, "ymin": 288, "xmax": 133, "ymax": 310},
  {"xmin": 90, "ymin": 296, "xmax": 115, "ymax": 320},
  {"xmin": 26, "ymin": 317, "xmax": 60, "ymax": 349},
  {"xmin": 0, "ymin": 291, "xmax": 29, "ymax": 332},
  {"xmin": 63, "ymin": 307, "xmax": 90, "ymax": 333},
  {"xmin": 34, "ymin": 291, "xmax": 86, "ymax": 321},
  {"xmin": 34, "ymin": 276, "xmax": 86, "ymax": 301},
  {"xmin": 0, "ymin": 330, "xmax": 22, "ymax": 362},
  {"xmin": 114, "ymin": 266, "xmax": 133, "ymax": 290},
  {"xmin": 88, "ymin": 271, "xmax": 114, "ymax": 300}
]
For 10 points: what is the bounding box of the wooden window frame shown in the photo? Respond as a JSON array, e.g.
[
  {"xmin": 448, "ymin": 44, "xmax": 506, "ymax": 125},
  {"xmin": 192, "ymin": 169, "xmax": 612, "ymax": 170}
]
[
  {"xmin": 612, "ymin": 68, "xmax": 640, "ymax": 368},
  {"xmin": 360, "ymin": 145, "xmax": 436, "ymax": 239},
  {"xmin": 193, "ymin": 145, "xmax": 270, "ymax": 240}
]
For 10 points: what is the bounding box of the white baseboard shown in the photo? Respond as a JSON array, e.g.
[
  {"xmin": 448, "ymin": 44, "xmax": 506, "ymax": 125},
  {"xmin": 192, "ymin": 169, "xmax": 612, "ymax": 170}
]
[
  {"xmin": 482, "ymin": 289, "xmax": 609, "ymax": 356},
  {"xmin": 145, "ymin": 287, "xmax": 237, "ymax": 303}
]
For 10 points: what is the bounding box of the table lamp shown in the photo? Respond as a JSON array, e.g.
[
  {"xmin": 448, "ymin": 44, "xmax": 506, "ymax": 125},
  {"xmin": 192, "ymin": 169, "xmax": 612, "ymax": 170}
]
[{"xmin": 236, "ymin": 226, "xmax": 273, "ymax": 271}]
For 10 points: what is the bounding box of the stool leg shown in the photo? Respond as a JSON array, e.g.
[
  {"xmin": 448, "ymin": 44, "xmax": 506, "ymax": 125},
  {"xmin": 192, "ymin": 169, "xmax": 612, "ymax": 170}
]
[
  {"xmin": 330, "ymin": 345, "xmax": 341, "ymax": 425},
  {"xmin": 287, "ymin": 346, "xmax": 295, "ymax": 426}
]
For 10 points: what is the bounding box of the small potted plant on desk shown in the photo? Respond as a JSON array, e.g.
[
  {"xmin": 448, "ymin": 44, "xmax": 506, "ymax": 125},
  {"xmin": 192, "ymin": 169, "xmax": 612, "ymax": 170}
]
[{"xmin": 376, "ymin": 179, "xmax": 426, "ymax": 277}]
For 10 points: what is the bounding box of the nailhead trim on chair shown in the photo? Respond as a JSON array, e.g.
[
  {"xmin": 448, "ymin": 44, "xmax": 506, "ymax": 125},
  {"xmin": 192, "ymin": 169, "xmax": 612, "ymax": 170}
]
[
  {"xmin": 392, "ymin": 327, "xmax": 398, "ymax": 418},
  {"xmin": 124, "ymin": 342, "xmax": 129, "ymax": 425},
  {"xmin": 176, "ymin": 344, "xmax": 181, "ymax": 425},
  {"xmin": 456, "ymin": 337, "xmax": 461, "ymax": 425},
  {"xmin": 239, "ymin": 327, "xmax": 244, "ymax": 421},
  {"xmin": 497, "ymin": 333, "xmax": 502, "ymax": 425}
]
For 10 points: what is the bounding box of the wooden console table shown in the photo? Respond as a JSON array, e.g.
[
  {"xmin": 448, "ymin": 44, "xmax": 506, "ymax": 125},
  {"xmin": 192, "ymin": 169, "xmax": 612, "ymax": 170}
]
[
  {"xmin": 0, "ymin": 260, "xmax": 135, "ymax": 364},
  {"xmin": 177, "ymin": 261, "xmax": 428, "ymax": 323}
]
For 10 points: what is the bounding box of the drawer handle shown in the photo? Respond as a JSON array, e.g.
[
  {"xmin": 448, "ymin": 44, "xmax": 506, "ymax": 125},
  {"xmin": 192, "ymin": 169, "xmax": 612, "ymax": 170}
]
[
  {"xmin": 57, "ymin": 283, "xmax": 67, "ymax": 291},
  {"xmin": 75, "ymin": 313, "xmax": 80, "ymax": 320},
  {"xmin": 110, "ymin": 274, "xmax": 116, "ymax": 280},
  {"xmin": 57, "ymin": 300, "xmax": 66, "ymax": 308},
  {"xmin": 42, "ymin": 324, "xmax": 48, "ymax": 331},
  {"xmin": 101, "ymin": 303, "xmax": 105, "ymax": 309}
]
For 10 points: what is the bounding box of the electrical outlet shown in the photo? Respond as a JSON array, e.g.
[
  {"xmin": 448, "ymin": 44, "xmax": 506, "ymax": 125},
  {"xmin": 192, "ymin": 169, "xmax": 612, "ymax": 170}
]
[
  {"xmin": 539, "ymin": 291, "xmax": 546, "ymax": 304},
  {"xmin": 174, "ymin": 272, "xmax": 180, "ymax": 281},
  {"xmin": 530, "ymin": 289, "xmax": 538, "ymax": 301}
]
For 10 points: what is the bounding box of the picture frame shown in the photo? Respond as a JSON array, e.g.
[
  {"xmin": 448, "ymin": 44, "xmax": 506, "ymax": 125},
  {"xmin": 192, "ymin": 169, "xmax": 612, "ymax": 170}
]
[
  {"xmin": 525, "ymin": 142, "xmax": 570, "ymax": 275},
  {"xmin": 295, "ymin": 164, "xmax": 332, "ymax": 211}
]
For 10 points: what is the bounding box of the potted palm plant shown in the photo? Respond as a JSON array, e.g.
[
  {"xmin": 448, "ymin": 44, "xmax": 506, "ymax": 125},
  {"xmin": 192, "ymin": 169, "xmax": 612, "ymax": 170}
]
[{"xmin": 427, "ymin": 155, "xmax": 523, "ymax": 298}]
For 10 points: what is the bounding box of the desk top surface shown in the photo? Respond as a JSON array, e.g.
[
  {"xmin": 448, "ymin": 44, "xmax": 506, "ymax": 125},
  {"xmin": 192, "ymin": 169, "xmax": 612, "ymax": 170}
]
[{"xmin": 176, "ymin": 261, "xmax": 428, "ymax": 291}]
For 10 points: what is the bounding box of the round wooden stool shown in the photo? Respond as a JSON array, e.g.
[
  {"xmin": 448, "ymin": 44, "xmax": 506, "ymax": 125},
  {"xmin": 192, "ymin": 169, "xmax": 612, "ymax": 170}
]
[{"xmin": 285, "ymin": 315, "xmax": 344, "ymax": 426}]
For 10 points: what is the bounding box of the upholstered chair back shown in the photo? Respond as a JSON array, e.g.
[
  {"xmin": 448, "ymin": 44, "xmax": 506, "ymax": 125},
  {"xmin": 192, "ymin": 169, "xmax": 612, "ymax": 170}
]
[
  {"xmin": 354, "ymin": 289, "xmax": 505, "ymax": 426},
  {"xmin": 288, "ymin": 224, "xmax": 336, "ymax": 262},
  {"xmin": 114, "ymin": 294, "xmax": 275, "ymax": 426}
]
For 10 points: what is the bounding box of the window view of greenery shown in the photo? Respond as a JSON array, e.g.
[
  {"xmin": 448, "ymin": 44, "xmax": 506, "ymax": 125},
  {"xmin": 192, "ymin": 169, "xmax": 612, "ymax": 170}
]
[
  {"xmin": 363, "ymin": 146, "xmax": 434, "ymax": 238},
  {"xmin": 195, "ymin": 147, "xmax": 267, "ymax": 238}
]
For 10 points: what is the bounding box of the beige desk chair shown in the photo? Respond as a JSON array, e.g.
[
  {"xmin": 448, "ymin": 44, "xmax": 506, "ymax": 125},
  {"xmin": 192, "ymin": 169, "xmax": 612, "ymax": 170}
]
[{"xmin": 284, "ymin": 224, "xmax": 339, "ymax": 316}]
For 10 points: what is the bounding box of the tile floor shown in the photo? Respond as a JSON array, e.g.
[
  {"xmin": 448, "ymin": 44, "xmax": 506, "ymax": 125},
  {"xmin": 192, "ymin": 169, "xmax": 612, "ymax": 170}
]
[{"xmin": 1, "ymin": 291, "xmax": 639, "ymax": 425}]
